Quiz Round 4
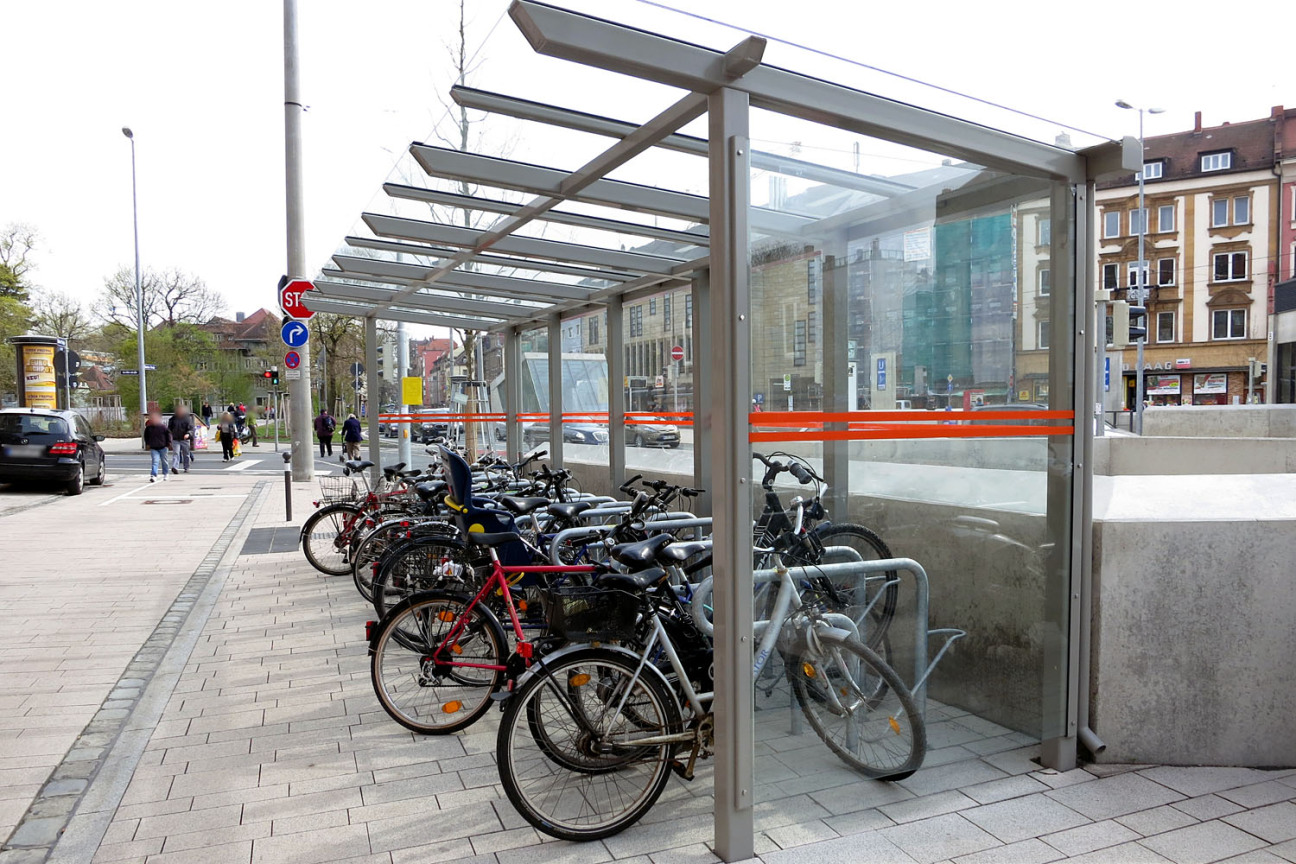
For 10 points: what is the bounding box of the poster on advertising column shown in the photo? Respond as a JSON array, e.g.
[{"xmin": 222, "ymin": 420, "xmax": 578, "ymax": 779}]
[{"xmin": 21, "ymin": 344, "xmax": 58, "ymax": 409}]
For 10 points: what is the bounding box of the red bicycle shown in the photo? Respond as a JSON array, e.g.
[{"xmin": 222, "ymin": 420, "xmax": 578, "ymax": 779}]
[{"xmin": 367, "ymin": 530, "xmax": 597, "ymax": 734}]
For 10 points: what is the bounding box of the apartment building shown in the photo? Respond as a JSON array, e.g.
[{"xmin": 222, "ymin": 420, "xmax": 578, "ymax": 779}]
[{"xmin": 1096, "ymin": 109, "xmax": 1285, "ymax": 406}]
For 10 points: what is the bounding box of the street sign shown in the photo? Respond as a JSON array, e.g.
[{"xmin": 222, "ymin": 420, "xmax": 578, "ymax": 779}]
[
  {"xmin": 654, "ymin": 375, "xmax": 665, "ymax": 388},
  {"xmin": 285, "ymin": 368, "xmax": 301, "ymax": 380},
  {"xmin": 349, "ymin": 362, "xmax": 364, "ymax": 376},
  {"xmin": 284, "ymin": 350, "xmax": 301, "ymax": 370},
  {"xmin": 670, "ymin": 345, "xmax": 684, "ymax": 362},
  {"xmin": 278, "ymin": 276, "xmax": 315, "ymax": 320},
  {"xmin": 876, "ymin": 357, "xmax": 887, "ymax": 391},
  {"xmin": 782, "ymin": 373, "xmax": 792, "ymax": 391},
  {"xmin": 119, "ymin": 369, "xmax": 139, "ymax": 376},
  {"xmin": 281, "ymin": 320, "xmax": 309, "ymax": 348}
]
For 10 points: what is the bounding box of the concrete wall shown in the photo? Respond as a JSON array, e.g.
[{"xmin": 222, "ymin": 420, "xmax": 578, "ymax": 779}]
[
  {"xmin": 1142, "ymin": 405, "xmax": 1296, "ymax": 438},
  {"xmin": 1090, "ymin": 516, "xmax": 1296, "ymax": 765},
  {"xmin": 1094, "ymin": 435, "xmax": 1296, "ymax": 475}
]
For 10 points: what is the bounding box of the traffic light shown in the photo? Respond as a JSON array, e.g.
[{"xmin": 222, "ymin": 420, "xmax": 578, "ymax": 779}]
[
  {"xmin": 271, "ymin": 367, "xmax": 280, "ymax": 386},
  {"xmin": 1249, "ymin": 358, "xmax": 1267, "ymax": 379},
  {"xmin": 1109, "ymin": 301, "xmax": 1147, "ymax": 349},
  {"xmin": 262, "ymin": 369, "xmax": 273, "ymax": 381}
]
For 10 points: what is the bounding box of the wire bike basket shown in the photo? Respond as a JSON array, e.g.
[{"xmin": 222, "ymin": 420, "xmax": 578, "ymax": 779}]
[
  {"xmin": 545, "ymin": 585, "xmax": 641, "ymax": 643},
  {"xmin": 317, "ymin": 476, "xmax": 361, "ymax": 505}
]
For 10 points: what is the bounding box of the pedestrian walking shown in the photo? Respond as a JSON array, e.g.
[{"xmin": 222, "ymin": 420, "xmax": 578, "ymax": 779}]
[
  {"xmin": 314, "ymin": 408, "xmax": 336, "ymax": 457},
  {"xmin": 167, "ymin": 404, "xmax": 195, "ymax": 473},
  {"xmin": 201, "ymin": 401, "xmax": 213, "ymax": 425},
  {"xmin": 143, "ymin": 411, "xmax": 172, "ymax": 482},
  {"xmin": 341, "ymin": 413, "xmax": 363, "ymax": 460},
  {"xmin": 218, "ymin": 411, "xmax": 237, "ymax": 462}
]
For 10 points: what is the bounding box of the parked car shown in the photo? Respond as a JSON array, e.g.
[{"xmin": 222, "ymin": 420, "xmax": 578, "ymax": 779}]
[
  {"xmin": 522, "ymin": 422, "xmax": 609, "ymax": 447},
  {"xmin": 419, "ymin": 408, "xmax": 465, "ymax": 443},
  {"xmin": 0, "ymin": 408, "xmax": 107, "ymax": 496},
  {"xmin": 628, "ymin": 417, "xmax": 680, "ymax": 448},
  {"xmin": 965, "ymin": 403, "xmax": 1052, "ymax": 425}
]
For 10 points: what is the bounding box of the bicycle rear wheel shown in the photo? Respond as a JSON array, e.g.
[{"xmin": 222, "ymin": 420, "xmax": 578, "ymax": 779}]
[
  {"xmin": 371, "ymin": 536, "xmax": 473, "ymax": 619},
  {"xmin": 497, "ymin": 647, "xmax": 682, "ymax": 841},
  {"xmin": 302, "ymin": 503, "xmax": 362, "ymax": 576},
  {"xmin": 812, "ymin": 523, "xmax": 898, "ymax": 649},
  {"xmin": 788, "ymin": 632, "xmax": 924, "ymax": 779},
  {"xmin": 370, "ymin": 591, "xmax": 507, "ymax": 734}
]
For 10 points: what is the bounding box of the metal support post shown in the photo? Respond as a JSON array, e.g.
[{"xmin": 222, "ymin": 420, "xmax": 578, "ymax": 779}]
[
  {"xmin": 821, "ymin": 249, "xmax": 850, "ymax": 520},
  {"xmin": 547, "ymin": 314, "xmax": 564, "ymax": 469},
  {"xmin": 708, "ymin": 85, "xmax": 754, "ymax": 863},
  {"xmin": 397, "ymin": 321, "xmax": 412, "ymax": 466},
  {"xmin": 504, "ymin": 328, "xmax": 522, "ymax": 462},
  {"xmin": 283, "ymin": 0, "xmax": 314, "ymax": 481},
  {"xmin": 607, "ymin": 297, "xmax": 626, "ymax": 489},
  {"xmin": 692, "ymin": 270, "xmax": 712, "ymax": 516},
  {"xmin": 282, "ymin": 451, "xmax": 292, "ymax": 522},
  {"xmin": 365, "ymin": 318, "xmax": 382, "ymax": 480}
]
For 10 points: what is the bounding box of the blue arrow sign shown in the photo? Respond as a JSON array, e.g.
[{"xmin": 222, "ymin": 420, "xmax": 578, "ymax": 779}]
[{"xmin": 281, "ymin": 320, "xmax": 309, "ymax": 348}]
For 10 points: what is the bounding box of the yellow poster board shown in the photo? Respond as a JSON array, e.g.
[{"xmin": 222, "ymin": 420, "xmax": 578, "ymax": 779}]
[
  {"xmin": 21, "ymin": 344, "xmax": 58, "ymax": 410},
  {"xmin": 401, "ymin": 376, "xmax": 423, "ymax": 406}
]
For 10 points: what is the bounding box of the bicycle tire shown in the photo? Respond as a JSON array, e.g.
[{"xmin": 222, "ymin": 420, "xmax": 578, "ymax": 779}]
[
  {"xmin": 370, "ymin": 590, "xmax": 507, "ymax": 734},
  {"xmin": 370, "ymin": 535, "xmax": 474, "ymax": 619},
  {"xmin": 498, "ymin": 647, "xmax": 682, "ymax": 841},
  {"xmin": 788, "ymin": 632, "xmax": 924, "ymax": 779},
  {"xmin": 812, "ymin": 522, "xmax": 898, "ymax": 649},
  {"xmin": 302, "ymin": 503, "xmax": 363, "ymax": 576}
]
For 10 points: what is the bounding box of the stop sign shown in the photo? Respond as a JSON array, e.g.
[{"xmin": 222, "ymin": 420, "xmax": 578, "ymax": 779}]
[
  {"xmin": 278, "ymin": 276, "xmax": 315, "ymax": 320},
  {"xmin": 670, "ymin": 345, "xmax": 684, "ymax": 362}
]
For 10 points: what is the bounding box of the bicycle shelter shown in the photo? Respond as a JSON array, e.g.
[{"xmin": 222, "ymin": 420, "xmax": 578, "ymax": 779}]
[{"xmin": 305, "ymin": 3, "xmax": 1135, "ymax": 858}]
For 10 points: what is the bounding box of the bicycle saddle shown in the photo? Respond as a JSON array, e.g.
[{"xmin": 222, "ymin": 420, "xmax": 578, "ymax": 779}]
[
  {"xmin": 610, "ymin": 534, "xmax": 673, "ymax": 567},
  {"xmin": 344, "ymin": 459, "xmax": 374, "ymax": 472},
  {"xmin": 413, "ymin": 481, "xmax": 447, "ymax": 501},
  {"xmin": 464, "ymin": 530, "xmax": 521, "ymax": 547},
  {"xmin": 547, "ymin": 501, "xmax": 593, "ymax": 520},
  {"xmin": 657, "ymin": 540, "xmax": 711, "ymax": 563},
  {"xmin": 498, "ymin": 495, "xmax": 549, "ymax": 516},
  {"xmin": 596, "ymin": 568, "xmax": 667, "ymax": 591}
]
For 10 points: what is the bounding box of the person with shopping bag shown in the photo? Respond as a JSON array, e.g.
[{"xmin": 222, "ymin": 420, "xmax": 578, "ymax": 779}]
[{"xmin": 217, "ymin": 411, "xmax": 238, "ymax": 462}]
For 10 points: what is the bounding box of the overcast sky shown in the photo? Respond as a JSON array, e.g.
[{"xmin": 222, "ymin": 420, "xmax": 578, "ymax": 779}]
[{"xmin": 2, "ymin": 0, "xmax": 1292, "ymax": 338}]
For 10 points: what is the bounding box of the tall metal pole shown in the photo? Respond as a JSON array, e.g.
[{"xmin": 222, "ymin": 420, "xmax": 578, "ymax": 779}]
[
  {"xmin": 1134, "ymin": 108, "xmax": 1147, "ymax": 434},
  {"xmin": 397, "ymin": 321, "xmax": 412, "ymax": 465},
  {"xmin": 283, "ymin": 0, "xmax": 314, "ymax": 480},
  {"xmin": 123, "ymin": 129, "xmax": 148, "ymax": 414}
]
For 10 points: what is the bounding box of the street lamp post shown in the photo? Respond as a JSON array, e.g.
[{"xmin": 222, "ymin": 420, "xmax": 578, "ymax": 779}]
[
  {"xmin": 122, "ymin": 127, "xmax": 148, "ymax": 415},
  {"xmin": 1115, "ymin": 101, "xmax": 1164, "ymax": 434}
]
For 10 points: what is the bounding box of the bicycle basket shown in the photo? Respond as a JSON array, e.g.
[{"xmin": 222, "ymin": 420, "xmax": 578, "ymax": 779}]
[
  {"xmin": 318, "ymin": 476, "xmax": 360, "ymax": 504},
  {"xmin": 545, "ymin": 585, "xmax": 641, "ymax": 642}
]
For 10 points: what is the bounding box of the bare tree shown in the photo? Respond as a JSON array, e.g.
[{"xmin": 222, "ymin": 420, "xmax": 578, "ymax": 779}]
[
  {"xmin": 94, "ymin": 266, "xmax": 227, "ymax": 328},
  {"xmin": 0, "ymin": 222, "xmax": 40, "ymax": 300},
  {"xmin": 31, "ymin": 290, "xmax": 92, "ymax": 340}
]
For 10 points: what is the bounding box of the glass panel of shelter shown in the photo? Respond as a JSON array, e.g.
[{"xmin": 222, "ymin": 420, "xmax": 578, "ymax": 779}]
[{"xmin": 745, "ymin": 107, "xmax": 1076, "ymax": 829}]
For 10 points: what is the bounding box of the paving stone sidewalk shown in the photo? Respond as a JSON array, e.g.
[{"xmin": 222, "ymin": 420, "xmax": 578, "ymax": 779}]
[{"xmin": 44, "ymin": 481, "xmax": 1296, "ymax": 864}]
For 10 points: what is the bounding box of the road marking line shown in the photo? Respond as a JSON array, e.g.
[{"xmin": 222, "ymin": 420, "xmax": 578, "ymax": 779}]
[
  {"xmin": 127, "ymin": 494, "xmax": 249, "ymax": 499},
  {"xmin": 99, "ymin": 482, "xmax": 153, "ymax": 506},
  {"xmin": 224, "ymin": 460, "xmax": 255, "ymax": 471}
]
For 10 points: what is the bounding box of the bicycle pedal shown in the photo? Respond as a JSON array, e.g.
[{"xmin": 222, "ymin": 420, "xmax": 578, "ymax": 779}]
[{"xmin": 669, "ymin": 759, "xmax": 695, "ymax": 781}]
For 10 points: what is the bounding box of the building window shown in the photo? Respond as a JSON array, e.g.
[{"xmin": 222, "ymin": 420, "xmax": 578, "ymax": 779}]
[
  {"xmin": 1102, "ymin": 263, "xmax": 1119, "ymax": 290},
  {"xmin": 1212, "ymin": 308, "xmax": 1246, "ymax": 340},
  {"xmin": 1127, "ymin": 260, "xmax": 1149, "ymax": 288},
  {"xmin": 588, "ymin": 316, "xmax": 599, "ymax": 345},
  {"xmin": 807, "ymin": 259, "xmax": 819, "ymax": 305},
  {"xmin": 1142, "ymin": 161, "xmax": 1164, "ymax": 180},
  {"xmin": 1157, "ymin": 258, "xmax": 1176, "ymax": 286},
  {"xmin": 1038, "ymin": 218, "xmax": 1051, "ymax": 245},
  {"xmin": 793, "ymin": 320, "xmax": 807, "ymax": 367},
  {"xmin": 630, "ymin": 305, "xmax": 644, "ymax": 337},
  {"xmin": 1213, "ymin": 251, "xmax": 1248, "ymax": 282},
  {"xmin": 1038, "ymin": 320, "xmax": 1050, "ymax": 350},
  {"xmin": 662, "ymin": 295, "xmax": 671, "ymax": 328},
  {"xmin": 1103, "ymin": 211, "xmax": 1120, "ymax": 239},
  {"xmin": 1157, "ymin": 204, "xmax": 1175, "ymax": 233},
  {"xmin": 1038, "ymin": 268, "xmax": 1051, "ymax": 296},
  {"xmin": 685, "ymin": 294, "xmax": 693, "ymax": 329},
  {"xmin": 1233, "ymin": 196, "xmax": 1250, "ymax": 225},
  {"xmin": 1212, "ymin": 198, "xmax": 1230, "ymax": 227},
  {"xmin": 807, "ymin": 310, "xmax": 817, "ymax": 343},
  {"xmin": 648, "ymin": 298, "xmax": 656, "ymax": 316},
  {"xmin": 1201, "ymin": 152, "xmax": 1232, "ymax": 172},
  {"xmin": 1157, "ymin": 311, "xmax": 1175, "ymax": 343},
  {"xmin": 1129, "ymin": 208, "xmax": 1148, "ymax": 235}
]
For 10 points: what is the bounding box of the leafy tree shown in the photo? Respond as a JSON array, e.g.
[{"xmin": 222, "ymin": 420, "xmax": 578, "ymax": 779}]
[
  {"xmin": 0, "ymin": 296, "xmax": 33, "ymax": 397},
  {"xmin": 31, "ymin": 291, "xmax": 92, "ymax": 340},
  {"xmin": 310, "ymin": 312, "xmax": 365, "ymax": 415},
  {"xmin": 93, "ymin": 266, "xmax": 226, "ymax": 328},
  {"xmin": 111, "ymin": 323, "xmax": 218, "ymax": 414},
  {"xmin": 0, "ymin": 223, "xmax": 39, "ymax": 302}
]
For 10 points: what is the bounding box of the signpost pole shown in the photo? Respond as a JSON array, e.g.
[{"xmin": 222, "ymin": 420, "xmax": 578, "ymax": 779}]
[{"xmin": 283, "ymin": 0, "xmax": 313, "ymax": 482}]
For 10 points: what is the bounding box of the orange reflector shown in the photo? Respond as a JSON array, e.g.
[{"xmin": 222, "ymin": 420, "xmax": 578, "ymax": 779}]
[
  {"xmin": 802, "ymin": 663, "xmax": 816, "ymax": 679},
  {"xmin": 889, "ymin": 716, "xmax": 901, "ymax": 735},
  {"xmin": 437, "ymin": 610, "xmax": 456, "ymax": 622},
  {"xmin": 569, "ymin": 673, "xmax": 591, "ymax": 687},
  {"xmin": 450, "ymin": 644, "xmax": 462, "ymax": 655},
  {"xmin": 442, "ymin": 701, "xmax": 462, "ymax": 714},
  {"xmin": 518, "ymin": 600, "xmax": 528, "ymax": 613}
]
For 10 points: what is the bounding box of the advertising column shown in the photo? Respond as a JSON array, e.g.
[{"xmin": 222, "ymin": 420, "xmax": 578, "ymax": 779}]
[{"xmin": 8, "ymin": 335, "xmax": 62, "ymax": 410}]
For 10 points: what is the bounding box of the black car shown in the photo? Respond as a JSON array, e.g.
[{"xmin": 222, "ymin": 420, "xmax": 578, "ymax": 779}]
[{"xmin": 0, "ymin": 408, "xmax": 107, "ymax": 495}]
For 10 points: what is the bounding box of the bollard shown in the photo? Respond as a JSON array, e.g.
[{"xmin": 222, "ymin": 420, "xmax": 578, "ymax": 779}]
[{"xmin": 282, "ymin": 451, "xmax": 292, "ymax": 522}]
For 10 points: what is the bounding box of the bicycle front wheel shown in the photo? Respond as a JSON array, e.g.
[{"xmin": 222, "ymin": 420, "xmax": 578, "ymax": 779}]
[
  {"xmin": 498, "ymin": 647, "xmax": 682, "ymax": 841},
  {"xmin": 370, "ymin": 591, "xmax": 507, "ymax": 735},
  {"xmin": 789, "ymin": 633, "xmax": 924, "ymax": 779},
  {"xmin": 302, "ymin": 503, "xmax": 362, "ymax": 576},
  {"xmin": 813, "ymin": 523, "xmax": 898, "ymax": 649}
]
